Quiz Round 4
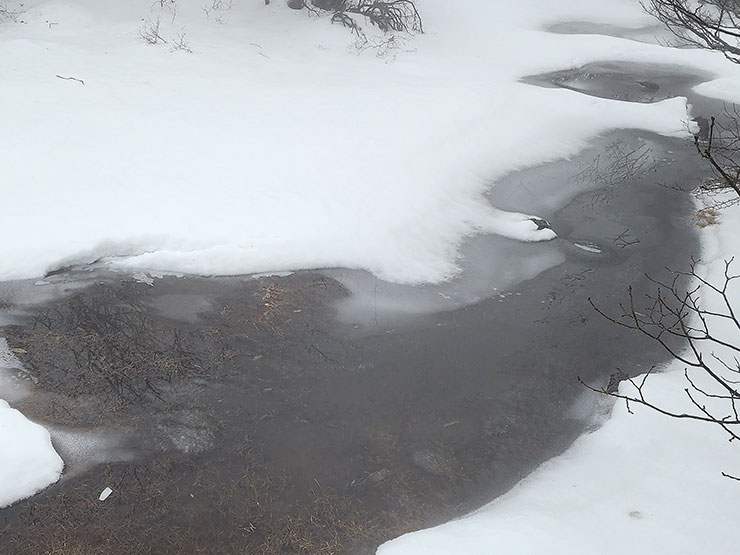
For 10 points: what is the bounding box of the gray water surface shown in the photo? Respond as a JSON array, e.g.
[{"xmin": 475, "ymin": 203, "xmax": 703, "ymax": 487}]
[{"xmin": 0, "ymin": 54, "xmax": 724, "ymax": 555}]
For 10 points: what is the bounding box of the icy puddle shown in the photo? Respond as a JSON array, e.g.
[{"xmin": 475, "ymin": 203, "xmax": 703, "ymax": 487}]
[
  {"xmin": 522, "ymin": 60, "xmax": 713, "ymax": 104},
  {"xmin": 0, "ymin": 61, "xmax": 723, "ymax": 554}
]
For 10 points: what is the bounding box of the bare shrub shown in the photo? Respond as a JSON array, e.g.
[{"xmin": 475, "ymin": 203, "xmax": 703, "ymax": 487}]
[
  {"xmin": 693, "ymin": 106, "xmax": 740, "ymax": 202},
  {"xmin": 643, "ymin": 0, "xmax": 740, "ymax": 64},
  {"xmin": 584, "ymin": 258, "xmax": 740, "ymax": 478},
  {"xmin": 0, "ymin": 0, "xmax": 20, "ymax": 22},
  {"xmin": 307, "ymin": 0, "xmax": 423, "ymax": 35},
  {"xmin": 351, "ymin": 33, "xmax": 415, "ymax": 61},
  {"xmin": 7, "ymin": 285, "xmax": 204, "ymax": 404},
  {"xmin": 139, "ymin": 17, "xmax": 168, "ymax": 44},
  {"xmin": 643, "ymin": 3, "xmax": 740, "ymax": 207},
  {"xmin": 202, "ymin": 0, "xmax": 232, "ymax": 24},
  {"xmin": 359, "ymin": 0, "xmax": 421, "ymax": 32},
  {"xmin": 171, "ymin": 30, "xmax": 192, "ymax": 53},
  {"xmin": 153, "ymin": 0, "xmax": 178, "ymax": 23}
]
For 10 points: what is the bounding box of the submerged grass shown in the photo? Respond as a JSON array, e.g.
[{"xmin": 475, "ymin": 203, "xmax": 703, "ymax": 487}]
[
  {"xmin": 0, "ymin": 448, "xmax": 442, "ymax": 555},
  {"xmin": 0, "ymin": 274, "xmax": 458, "ymax": 554}
]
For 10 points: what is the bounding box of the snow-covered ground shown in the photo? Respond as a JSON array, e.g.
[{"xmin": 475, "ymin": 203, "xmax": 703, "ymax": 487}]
[
  {"xmin": 2, "ymin": 0, "xmax": 740, "ymax": 537},
  {"xmin": 2, "ymin": 0, "xmax": 735, "ymax": 285}
]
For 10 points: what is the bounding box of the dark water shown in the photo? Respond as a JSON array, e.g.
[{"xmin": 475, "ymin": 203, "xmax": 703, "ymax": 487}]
[
  {"xmin": 0, "ymin": 60, "xmax": 725, "ymax": 554},
  {"xmin": 547, "ymin": 21, "xmax": 673, "ymax": 45}
]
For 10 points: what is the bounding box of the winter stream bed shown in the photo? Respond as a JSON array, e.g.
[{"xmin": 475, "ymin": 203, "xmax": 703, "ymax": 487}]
[{"xmin": 0, "ymin": 61, "xmax": 721, "ymax": 554}]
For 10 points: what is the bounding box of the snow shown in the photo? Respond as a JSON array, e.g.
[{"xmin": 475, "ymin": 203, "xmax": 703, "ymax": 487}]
[
  {"xmin": 0, "ymin": 339, "xmax": 63, "ymax": 507},
  {"xmin": 694, "ymin": 77, "xmax": 740, "ymax": 103},
  {"xmin": 0, "ymin": 340, "xmax": 62, "ymax": 508},
  {"xmin": 2, "ymin": 0, "xmax": 736, "ymax": 285},
  {"xmin": 0, "ymin": 400, "xmax": 63, "ymax": 507}
]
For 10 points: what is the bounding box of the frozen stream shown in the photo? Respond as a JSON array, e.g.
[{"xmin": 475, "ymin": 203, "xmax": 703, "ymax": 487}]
[{"xmin": 0, "ymin": 60, "xmax": 722, "ymax": 554}]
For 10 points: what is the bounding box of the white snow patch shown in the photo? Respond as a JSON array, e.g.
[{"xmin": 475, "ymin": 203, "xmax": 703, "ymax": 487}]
[
  {"xmin": 693, "ymin": 77, "xmax": 740, "ymax": 103},
  {"xmin": 1, "ymin": 0, "xmax": 735, "ymax": 285},
  {"xmin": 0, "ymin": 399, "xmax": 63, "ymax": 508},
  {"xmin": 0, "ymin": 339, "xmax": 63, "ymax": 507}
]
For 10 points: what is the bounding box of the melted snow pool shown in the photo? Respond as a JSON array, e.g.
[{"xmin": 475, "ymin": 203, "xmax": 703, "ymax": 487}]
[
  {"xmin": 327, "ymin": 60, "xmax": 725, "ymax": 326},
  {"xmin": 522, "ymin": 61, "xmax": 712, "ymax": 105}
]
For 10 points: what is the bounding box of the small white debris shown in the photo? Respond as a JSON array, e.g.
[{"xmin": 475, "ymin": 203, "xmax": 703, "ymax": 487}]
[
  {"xmin": 99, "ymin": 487, "xmax": 113, "ymax": 501},
  {"xmin": 573, "ymin": 242, "xmax": 602, "ymax": 254}
]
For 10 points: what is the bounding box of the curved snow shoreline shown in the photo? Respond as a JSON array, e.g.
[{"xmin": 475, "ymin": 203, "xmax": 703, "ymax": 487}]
[
  {"xmin": 377, "ymin": 196, "xmax": 740, "ymax": 554},
  {"xmin": 1, "ymin": 0, "xmax": 733, "ymax": 286}
]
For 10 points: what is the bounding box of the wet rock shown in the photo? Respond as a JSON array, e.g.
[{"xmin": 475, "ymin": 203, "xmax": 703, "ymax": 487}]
[
  {"xmin": 694, "ymin": 116, "xmax": 710, "ymax": 140},
  {"xmin": 529, "ymin": 217, "xmax": 551, "ymax": 230},
  {"xmin": 638, "ymin": 80, "xmax": 660, "ymax": 91}
]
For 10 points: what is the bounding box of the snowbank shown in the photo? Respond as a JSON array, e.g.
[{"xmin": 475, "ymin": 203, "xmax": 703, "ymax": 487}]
[
  {"xmin": 0, "ymin": 399, "xmax": 63, "ymax": 507},
  {"xmin": 0, "ymin": 340, "xmax": 63, "ymax": 507},
  {"xmin": 694, "ymin": 77, "xmax": 740, "ymax": 103},
  {"xmin": 1, "ymin": 0, "xmax": 737, "ymax": 284}
]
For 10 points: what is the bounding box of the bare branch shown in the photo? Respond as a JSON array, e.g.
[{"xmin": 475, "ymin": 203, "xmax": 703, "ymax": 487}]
[
  {"xmin": 643, "ymin": 0, "xmax": 740, "ymax": 64},
  {"xmin": 587, "ymin": 258, "xmax": 740, "ymax": 478}
]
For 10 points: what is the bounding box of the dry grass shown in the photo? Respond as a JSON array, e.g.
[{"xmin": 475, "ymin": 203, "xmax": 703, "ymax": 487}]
[
  {"xmin": 0, "ymin": 275, "xmax": 470, "ymax": 554},
  {"xmin": 217, "ymin": 277, "xmax": 338, "ymax": 346},
  {"xmin": 692, "ymin": 207, "xmax": 721, "ymax": 227},
  {"xmin": 0, "ymin": 449, "xmax": 437, "ymax": 555}
]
